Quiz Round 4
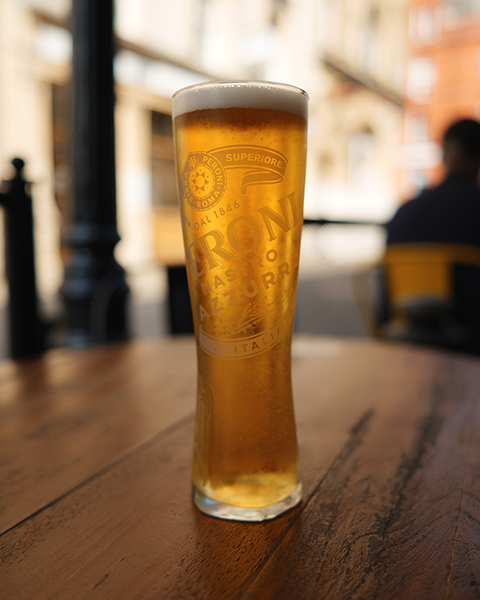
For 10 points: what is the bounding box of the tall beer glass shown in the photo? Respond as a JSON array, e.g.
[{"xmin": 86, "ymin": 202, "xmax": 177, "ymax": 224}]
[{"xmin": 172, "ymin": 81, "xmax": 308, "ymax": 521}]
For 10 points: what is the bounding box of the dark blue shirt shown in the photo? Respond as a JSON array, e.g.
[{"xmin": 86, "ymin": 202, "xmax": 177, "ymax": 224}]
[{"xmin": 387, "ymin": 175, "xmax": 480, "ymax": 246}]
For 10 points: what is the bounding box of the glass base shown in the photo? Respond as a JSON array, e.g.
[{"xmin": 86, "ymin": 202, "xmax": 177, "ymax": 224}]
[{"xmin": 192, "ymin": 482, "xmax": 302, "ymax": 522}]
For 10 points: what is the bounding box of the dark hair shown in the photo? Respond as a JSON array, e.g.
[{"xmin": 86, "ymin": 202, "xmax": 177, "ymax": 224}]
[{"xmin": 443, "ymin": 119, "xmax": 480, "ymax": 157}]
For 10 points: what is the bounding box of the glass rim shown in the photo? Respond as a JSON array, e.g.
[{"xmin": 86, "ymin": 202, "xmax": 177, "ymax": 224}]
[{"xmin": 172, "ymin": 79, "xmax": 309, "ymax": 101}]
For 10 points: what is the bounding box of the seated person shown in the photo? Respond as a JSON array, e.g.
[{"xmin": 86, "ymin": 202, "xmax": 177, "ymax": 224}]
[{"xmin": 384, "ymin": 118, "xmax": 480, "ymax": 354}]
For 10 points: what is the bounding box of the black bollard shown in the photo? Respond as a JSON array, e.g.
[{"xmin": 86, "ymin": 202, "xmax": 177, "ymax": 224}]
[
  {"xmin": 0, "ymin": 159, "xmax": 44, "ymax": 358},
  {"xmin": 62, "ymin": 0, "xmax": 129, "ymax": 347}
]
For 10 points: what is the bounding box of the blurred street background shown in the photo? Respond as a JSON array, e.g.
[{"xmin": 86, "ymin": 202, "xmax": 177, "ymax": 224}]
[{"xmin": 1, "ymin": 0, "xmax": 479, "ymax": 357}]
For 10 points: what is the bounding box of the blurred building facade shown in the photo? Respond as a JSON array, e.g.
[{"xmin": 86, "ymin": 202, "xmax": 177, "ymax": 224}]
[
  {"xmin": 402, "ymin": 0, "xmax": 480, "ymax": 198},
  {"xmin": 0, "ymin": 0, "xmax": 410, "ymax": 355},
  {"xmin": 309, "ymin": 0, "xmax": 408, "ymax": 222}
]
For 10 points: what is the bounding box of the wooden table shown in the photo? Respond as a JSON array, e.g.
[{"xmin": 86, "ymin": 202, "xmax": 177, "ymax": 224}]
[{"xmin": 1, "ymin": 335, "xmax": 480, "ymax": 599}]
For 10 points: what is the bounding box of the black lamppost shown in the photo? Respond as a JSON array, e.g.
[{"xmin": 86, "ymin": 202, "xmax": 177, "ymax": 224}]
[{"xmin": 62, "ymin": 0, "xmax": 129, "ymax": 346}]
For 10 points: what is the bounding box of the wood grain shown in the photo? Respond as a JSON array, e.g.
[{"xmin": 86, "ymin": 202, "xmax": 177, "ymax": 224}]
[
  {"xmin": 0, "ymin": 338, "xmax": 197, "ymax": 534},
  {"xmin": 1, "ymin": 336, "xmax": 479, "ymax": 599},
  {"xmin": 244, "ymin": 346, "xmax": 480, "ymax": 600}
]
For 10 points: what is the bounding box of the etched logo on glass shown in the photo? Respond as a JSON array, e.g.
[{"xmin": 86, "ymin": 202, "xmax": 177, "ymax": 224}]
[{"xmin": 181, "ymin": 144, "xmax": 300, "ymax": 359}]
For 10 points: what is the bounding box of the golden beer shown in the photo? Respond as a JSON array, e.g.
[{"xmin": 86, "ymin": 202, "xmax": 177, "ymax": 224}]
[{"xmin": 172, "ymin": 81, "xmax": 308, "ymax": 521}]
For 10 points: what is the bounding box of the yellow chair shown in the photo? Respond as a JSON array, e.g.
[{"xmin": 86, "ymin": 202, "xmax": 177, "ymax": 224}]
[{"xmin": 379, "ymin": 243, "xmax": 480, "ymax": 348}]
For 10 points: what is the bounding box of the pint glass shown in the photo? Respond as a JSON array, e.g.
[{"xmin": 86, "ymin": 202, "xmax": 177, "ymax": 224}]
[{"xmin": 172, "ymin": 81, "xmax": 308, "ymax": 521}]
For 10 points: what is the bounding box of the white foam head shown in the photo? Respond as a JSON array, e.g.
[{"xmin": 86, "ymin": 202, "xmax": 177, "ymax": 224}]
[{"xmin": 172, "ymin": 80, "xmax": 308, "ymax": 119}]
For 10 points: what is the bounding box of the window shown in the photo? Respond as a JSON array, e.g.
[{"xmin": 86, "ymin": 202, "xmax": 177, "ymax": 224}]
[
  {"xmin": 360, "ymin": 7, "xmax": 380, "ymax": 74},
  {"xmin": 52, "ymin": 84, "xmax": 71, "ymax": 257},
  {"xmin": 151, "ymin": 112, "xmax": 177, "ymax": 208},
  {"xmin": 192, "ymin": 0, "xmax": 210, "ymax": 62},
  {"xmin": 347, "ymin": 129, "xmax": 374, "ymax": 187},
  {"xmin": 407, "ymin": 57, "xmax": 437, "ymax": 101},
  {"xmin": 445, "ymin": 0, "xmax": 480, "ymax": 19},
  {"xmin": 406, "ymin": 115, "xmax": 430, "ymax": 144},
  {"xmin": 409, "ymin": 5, "xmax": 438, "ymax": 44},
  {"xmin": 271, "ymin": 0, "xmax": 288, "ymax": 26},
  {"xmin": 317, "ymin": 0, "xmax": 341, "ymax": 48}
]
